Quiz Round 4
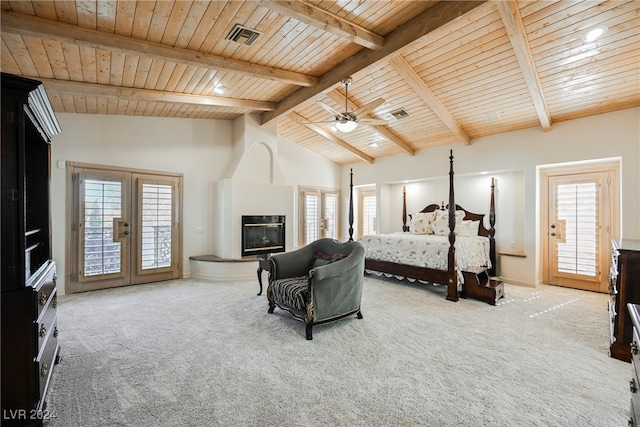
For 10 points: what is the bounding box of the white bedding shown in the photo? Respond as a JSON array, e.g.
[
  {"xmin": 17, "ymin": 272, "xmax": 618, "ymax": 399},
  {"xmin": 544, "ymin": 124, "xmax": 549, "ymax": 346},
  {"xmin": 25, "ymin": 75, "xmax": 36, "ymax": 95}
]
[{"xmin": 359, "ymin": 232, "xmax": 492, "ymax": 283}]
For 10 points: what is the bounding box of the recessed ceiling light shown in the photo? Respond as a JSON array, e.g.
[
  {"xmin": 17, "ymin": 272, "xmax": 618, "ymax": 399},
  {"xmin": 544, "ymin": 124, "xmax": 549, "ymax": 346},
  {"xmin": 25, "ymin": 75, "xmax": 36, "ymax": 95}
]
[
  {"xmin": 583, "ymin": 26, "xmax": 608, "ymax": 43},
  {"xmin": 213, "ymin": 85, "xmax": 227, "ymax": 95}
]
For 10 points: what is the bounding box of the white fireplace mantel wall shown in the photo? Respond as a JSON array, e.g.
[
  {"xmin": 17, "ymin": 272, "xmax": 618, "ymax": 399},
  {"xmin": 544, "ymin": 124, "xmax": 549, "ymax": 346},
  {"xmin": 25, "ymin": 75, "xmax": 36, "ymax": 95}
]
[{"xmin": 211, "ymin": 113, "xmax": 294, "ymax": 259}]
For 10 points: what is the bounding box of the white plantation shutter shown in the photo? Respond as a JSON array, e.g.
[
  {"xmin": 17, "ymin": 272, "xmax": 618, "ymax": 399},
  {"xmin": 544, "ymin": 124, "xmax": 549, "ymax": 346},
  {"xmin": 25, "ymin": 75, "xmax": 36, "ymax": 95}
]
[
  {"xmin": 140, "ymin": 183, "xmax": 173, "ymax": 270},
  {"xmin": 362, "ymin": 193, "xmax": 376, "ymax": 235},
  {"xmin": 324, "ymin": 193, "xmax": 338, "ymax": 239},
  {"xmin": 82, "ymin": 179, "xmax": 122, "ymax": 276},
  {"xmin": 304, "ymin": 193, "xmax": 319, "ymax": 245},
  {"xmin": 556, "ymin": 181, "xmax": 598, "ymax": 277}
]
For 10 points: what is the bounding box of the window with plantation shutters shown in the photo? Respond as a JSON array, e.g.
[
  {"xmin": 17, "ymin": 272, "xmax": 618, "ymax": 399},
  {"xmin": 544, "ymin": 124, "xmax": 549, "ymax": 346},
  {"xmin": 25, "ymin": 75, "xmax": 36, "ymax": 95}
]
[
  {"xmin": 323, "ymin": 193, "xmax": 338, "ymax": 239},
  {"xmin": 82, "ymin": 179, "xmax": 123, "ymax": 277},
  {"xmin": 555, "ymin": 181, "xmax": 598, "ymax": 277},
  {"xmin": 299, "ymin": 188, "xmax": 340, "ymax": 246},
  {"xmin": 304, "ymin": 192, "xmax": 320, "ymax": 245},
  {"xmin": 140, "ymin": 183, "xmax": 173, "ymax": 270},
  {"xmin": 361, "ymin": 191, "xmax": 377, "ymax": 236}
]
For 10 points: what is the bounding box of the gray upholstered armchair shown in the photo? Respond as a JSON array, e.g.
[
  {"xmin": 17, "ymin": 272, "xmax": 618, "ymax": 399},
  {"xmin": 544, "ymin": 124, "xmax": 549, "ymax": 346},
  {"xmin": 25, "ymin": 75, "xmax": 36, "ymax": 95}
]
[{"xmin": 267, "ymin": 238, "xmax": 365, "ymax": 340}]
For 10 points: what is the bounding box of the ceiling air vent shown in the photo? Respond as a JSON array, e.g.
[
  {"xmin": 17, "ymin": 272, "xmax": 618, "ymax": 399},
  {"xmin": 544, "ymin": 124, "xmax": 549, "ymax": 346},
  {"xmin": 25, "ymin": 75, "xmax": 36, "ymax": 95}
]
[
  {"xmin": 390, "ymin": 108, "xmax": 410, "ymax": 120},
  {"xmin": 225, "ymin": 24, "xmax": 262, "ymax": 46}
]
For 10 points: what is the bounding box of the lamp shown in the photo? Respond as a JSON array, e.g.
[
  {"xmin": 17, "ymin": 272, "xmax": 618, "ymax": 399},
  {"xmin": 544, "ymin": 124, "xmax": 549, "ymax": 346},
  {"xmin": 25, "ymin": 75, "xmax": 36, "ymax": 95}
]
[{"xmin": 335, "ymin": 119, "xmax": 357, "ymax": 132}]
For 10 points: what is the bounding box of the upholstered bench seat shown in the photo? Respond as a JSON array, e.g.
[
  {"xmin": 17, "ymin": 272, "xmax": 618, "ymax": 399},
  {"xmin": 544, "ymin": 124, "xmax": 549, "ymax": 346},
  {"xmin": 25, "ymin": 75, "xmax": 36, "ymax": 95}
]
[{"xmin": 269, "ymin": 275, "xmax": 308, "ymax": 312}]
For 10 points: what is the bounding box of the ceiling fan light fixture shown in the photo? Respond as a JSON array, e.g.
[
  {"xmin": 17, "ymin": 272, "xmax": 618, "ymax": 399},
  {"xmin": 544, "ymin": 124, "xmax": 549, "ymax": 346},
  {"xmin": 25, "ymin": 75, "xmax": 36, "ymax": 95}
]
[{"xmin": 335, "ymin": 120, "xmax": 358, "ymax": 132}]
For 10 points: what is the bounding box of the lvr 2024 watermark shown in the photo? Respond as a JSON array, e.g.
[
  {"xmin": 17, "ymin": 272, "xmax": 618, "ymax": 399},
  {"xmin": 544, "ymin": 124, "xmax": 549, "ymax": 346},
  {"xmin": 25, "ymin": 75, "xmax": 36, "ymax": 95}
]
[{"xmin": 3, "ymin": 409, "xmax": 57, "ymax": 421}]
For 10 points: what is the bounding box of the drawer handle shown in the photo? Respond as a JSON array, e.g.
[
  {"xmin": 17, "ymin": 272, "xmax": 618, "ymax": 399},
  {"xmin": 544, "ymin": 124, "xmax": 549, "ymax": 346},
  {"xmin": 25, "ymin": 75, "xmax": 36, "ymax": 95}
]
[
  {"xmin": 52, "ymin": 273, "xmax": 57, "ymax": 285},
  {"xmin": 39, "ymin": 292, "xmax": 48, "ymax": 306},
  {"xmin": 53, "ymin": 327, "xmax": 59, "ymax": 338},
  {"xmin": 39, "ymin": 325, "xmax": 47, "ymax": 338},
  {"xmin": 632, "ymin": 342, "xmax": 640, "ymax": 356},
  {"xmin": 631, "ymin": 378, "xmax": 638, "ymax": 393},
  {"xmin": 53, "ymin": 295, "xmax": 58, "ymax": 308},
  {"xmin": 40, "ymin": 362, "xmax": 49, "ymax": 377}
]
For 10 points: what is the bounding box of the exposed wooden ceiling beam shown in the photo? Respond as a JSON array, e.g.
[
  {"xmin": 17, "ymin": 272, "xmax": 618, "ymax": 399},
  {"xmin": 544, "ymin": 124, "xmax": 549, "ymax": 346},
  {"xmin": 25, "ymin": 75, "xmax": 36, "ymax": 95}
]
[
  {"xmin": 38, "ymin": 78, "xmax": 277, "ymax": 111},
  {"xmin": 1, "ymin": 11, "xmax": 317, "ymax": 87},
  {"xmin": 389, "ymin": 55, "xmax": 471, "ymax": 145},
  {"xmin": 258, "ymin": 0, "xmax": 384, "ymax": 50},
  {"xmin": 325, "ymin": 91, "xmax": 416, "ymax": 156},
  {"xmin": 261, "ymin": 1, "xmax": 486, "ymax": 125},
  {"xmin": 495, "ymin": 0, "xmax": 552, "ymax": 131},
  {"xmin": 289, "ymin": 112, "xmax": 374, "ymax": 163}
]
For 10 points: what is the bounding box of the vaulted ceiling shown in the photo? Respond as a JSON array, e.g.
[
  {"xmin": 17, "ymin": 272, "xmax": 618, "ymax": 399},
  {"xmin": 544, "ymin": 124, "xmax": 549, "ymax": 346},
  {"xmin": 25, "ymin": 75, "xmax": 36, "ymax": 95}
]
[{"xmin": 2, "ymin": 1, "xmax": 639, "ymax": 164}]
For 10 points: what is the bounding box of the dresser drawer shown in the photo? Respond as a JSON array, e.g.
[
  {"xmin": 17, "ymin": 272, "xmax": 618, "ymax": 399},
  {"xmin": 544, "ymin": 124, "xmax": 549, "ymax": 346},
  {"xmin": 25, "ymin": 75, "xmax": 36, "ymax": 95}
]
[
  {"xmin": 36, "ymin": 306, "xmax": 57, "ymax": 357},
  {"xmin": 35, "ymin": 327, "xmax": 59, "ymax": 410},
  {"xmin": 33, "ymin": 262, "xmax": 57, "ymax": 321}
]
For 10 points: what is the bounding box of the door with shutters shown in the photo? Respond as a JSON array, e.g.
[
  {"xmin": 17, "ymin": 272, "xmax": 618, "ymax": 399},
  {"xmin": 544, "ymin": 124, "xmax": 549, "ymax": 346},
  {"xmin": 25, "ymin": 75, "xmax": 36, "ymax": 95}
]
[
  {"xmin": 67, "ymin": 164, "xmax": 182, "ymax": 294},
  {"xmin": 299, "ymin": 188, "xmax": 340, "ymax": 246},
  {"xmin": 543, "ymin": 170, "xmax": 614, "ymax": 293},
  {"xmin": 360, "ymin": 190, "xmax": 376, "ymax": 236}
]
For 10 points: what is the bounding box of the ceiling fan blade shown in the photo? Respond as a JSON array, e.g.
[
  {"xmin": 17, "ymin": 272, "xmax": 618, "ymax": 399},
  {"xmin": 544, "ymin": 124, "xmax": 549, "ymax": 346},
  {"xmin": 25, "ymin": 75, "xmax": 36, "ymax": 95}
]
[
  {"xmin": 301, "ymin": 120, "xmax": 342, "ymax": 124},
  {"xmin": 317, "ymin": 101, "xmax": 343, "ymax": 118},
  {"xmin": 358, "ymin": 118, "xmax": 388, "ymax": 126},
  {"xmin": 353, "ymin": 98, "xmax": 385, "ymax": 117}
]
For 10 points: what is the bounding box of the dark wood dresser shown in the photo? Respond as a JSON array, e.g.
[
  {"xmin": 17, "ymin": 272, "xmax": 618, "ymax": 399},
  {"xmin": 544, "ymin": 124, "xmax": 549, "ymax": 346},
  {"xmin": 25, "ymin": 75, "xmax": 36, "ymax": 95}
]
[
  {"xmin": 609, "ymin": 239, "xmax": 640, "ymax": 362},
  {"xmin": 627, "ymin": 304, "xmax": 640, "ymax": 426},
  {"xmin": 1, "ymin": 73, "xmax": 62, "ymax": 425}
]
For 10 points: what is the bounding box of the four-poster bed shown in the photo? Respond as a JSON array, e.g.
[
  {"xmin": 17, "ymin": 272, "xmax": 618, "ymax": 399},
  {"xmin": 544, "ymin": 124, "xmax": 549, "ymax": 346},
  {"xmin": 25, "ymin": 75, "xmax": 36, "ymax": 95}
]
[{"xmin": 347, "ymin": 150, "xmax": 503, "ymax": 305}]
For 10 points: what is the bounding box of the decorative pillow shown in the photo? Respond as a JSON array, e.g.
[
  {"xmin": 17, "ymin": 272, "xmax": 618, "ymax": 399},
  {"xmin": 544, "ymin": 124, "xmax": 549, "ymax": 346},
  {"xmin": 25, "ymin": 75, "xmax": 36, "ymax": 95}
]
[
  {"xmin": 430, "ymin": 210, "xmax": 465, "ymax": 236},
  {"xmin": 457, "ymin": 220, "xmax": 480, "ymax": 237},
  {"xmin": 409, "ymin": 212, "xmax": 436, "ymax": 234},
  {"xmin": 313, "ymin": 252, "xmax": 346, "ymax": 268}
]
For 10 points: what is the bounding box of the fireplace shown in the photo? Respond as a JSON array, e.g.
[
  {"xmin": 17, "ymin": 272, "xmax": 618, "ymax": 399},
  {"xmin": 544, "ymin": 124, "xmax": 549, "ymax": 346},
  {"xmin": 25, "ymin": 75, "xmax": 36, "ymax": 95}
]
[{"xmin": 241, "ymin": 215, "xmax": 286, "ymax": 257}]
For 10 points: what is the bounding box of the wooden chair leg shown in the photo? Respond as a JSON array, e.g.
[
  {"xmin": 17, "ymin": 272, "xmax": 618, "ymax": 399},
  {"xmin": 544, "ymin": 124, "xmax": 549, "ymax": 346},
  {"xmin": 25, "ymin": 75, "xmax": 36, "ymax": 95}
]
[
  {"xmin": 305, "ymin": 323, "xmax": 313, "ymax": 340},
  {"xmin": 268, "ymin": 302, "xmax": 275, "ymax": 313}
]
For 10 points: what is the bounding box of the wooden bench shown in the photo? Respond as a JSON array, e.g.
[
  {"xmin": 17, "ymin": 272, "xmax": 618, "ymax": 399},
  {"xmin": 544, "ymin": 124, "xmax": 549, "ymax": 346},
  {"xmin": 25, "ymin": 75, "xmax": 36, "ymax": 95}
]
[{"xmin": 461, "ymin": 267, "xmax": 505, "ymax": 305}]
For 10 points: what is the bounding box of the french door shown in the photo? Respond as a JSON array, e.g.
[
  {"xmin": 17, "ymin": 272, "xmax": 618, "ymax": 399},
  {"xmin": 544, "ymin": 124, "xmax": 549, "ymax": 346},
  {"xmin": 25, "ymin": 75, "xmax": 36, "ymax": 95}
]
[
  {"xmin": 544, "ymin": 170, "xmax": 613, "ymax": 293},
  {"xmin": 300, "ymin": 188, "xmax": 339, "ymax": 246},
  {"xmin": 67, "ymin": 165, "xmax": 182, "ymax": 293},
  {"xmin": 359, "ymin": 190, "xmax": 376, "ymax": 236}
]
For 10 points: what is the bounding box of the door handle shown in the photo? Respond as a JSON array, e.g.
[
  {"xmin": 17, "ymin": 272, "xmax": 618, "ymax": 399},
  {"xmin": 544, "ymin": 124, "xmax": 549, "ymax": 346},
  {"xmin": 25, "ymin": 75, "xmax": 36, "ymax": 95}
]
[{"xmin": 113, "ymin": 218, "xmax": 131, "ymax": 242}]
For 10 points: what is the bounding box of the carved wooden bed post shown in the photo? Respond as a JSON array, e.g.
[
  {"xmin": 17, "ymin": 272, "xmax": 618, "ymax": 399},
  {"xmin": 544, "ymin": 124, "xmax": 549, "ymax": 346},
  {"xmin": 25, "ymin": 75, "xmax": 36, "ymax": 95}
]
[
  {"xmin": 488, "ymin": 177, "xmax": 496, "ymax": 276},
  {"xmin": 348, "ymin": 168, "xmax": 354, "ymax": 241},
  {"xmin": 402, "ymin": 186, "xmax": 409, "ymax": 232},
  {"xmin": 446, "ymin": 149, "xmax": 458, "ymax": 302}
]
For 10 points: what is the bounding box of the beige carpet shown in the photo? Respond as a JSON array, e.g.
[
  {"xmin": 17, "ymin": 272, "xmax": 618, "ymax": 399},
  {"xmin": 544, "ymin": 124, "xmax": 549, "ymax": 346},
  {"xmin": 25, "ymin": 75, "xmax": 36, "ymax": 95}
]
[{"xmin": 45, "ymin": 276, "xmax": 629, "ymax": 426}]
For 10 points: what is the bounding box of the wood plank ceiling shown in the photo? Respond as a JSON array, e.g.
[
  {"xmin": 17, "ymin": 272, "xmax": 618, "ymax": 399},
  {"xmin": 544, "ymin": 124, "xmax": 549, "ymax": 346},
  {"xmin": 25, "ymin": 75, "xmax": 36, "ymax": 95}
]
[{"xmin": 2, "ymin": 0, "xmax": 639, "ymax": 164}]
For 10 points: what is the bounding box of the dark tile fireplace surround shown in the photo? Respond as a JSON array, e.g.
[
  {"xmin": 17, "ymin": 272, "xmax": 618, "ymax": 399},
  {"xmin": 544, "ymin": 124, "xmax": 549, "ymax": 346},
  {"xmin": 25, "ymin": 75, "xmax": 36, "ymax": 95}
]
[{"xmin": 241, "ymin": 215, "xmax": 285, "ymax": 257}]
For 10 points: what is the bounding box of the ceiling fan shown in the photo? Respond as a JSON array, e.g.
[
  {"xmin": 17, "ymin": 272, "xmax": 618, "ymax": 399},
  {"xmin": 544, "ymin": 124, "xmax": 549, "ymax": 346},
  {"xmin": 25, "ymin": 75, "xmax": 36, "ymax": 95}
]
[{"xmin": 315, "ymin": 77, "xmax": 388, "ymax": 132}]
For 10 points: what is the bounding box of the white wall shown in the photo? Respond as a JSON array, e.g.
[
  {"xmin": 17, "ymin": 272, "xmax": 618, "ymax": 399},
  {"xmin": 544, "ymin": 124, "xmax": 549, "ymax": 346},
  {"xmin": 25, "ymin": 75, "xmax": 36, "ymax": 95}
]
[
  {"xmin": 50, "ymin": 113, "xmax": 341, "ymax": 294},
  {"xmin": 50, "ymin": 108, "xmax": 638, "ymax": 291},
  {"xmin": 343, "ymin": 107, "xmax": 640, "ymax": 286}
]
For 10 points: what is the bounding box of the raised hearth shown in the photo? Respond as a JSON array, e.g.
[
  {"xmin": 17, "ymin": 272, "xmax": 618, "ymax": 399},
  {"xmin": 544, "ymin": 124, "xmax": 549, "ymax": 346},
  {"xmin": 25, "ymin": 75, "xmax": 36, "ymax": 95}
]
[{"xmin": 189, "ymin": 255, "xmax": 260, "ymax": 282}]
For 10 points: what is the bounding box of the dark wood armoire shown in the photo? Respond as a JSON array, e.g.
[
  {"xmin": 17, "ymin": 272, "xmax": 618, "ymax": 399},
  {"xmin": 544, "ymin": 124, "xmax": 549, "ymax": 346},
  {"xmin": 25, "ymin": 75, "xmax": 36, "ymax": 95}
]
[{"xmin": 1, "ymin": 73, "xmax": 62, "ymax": 426}]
